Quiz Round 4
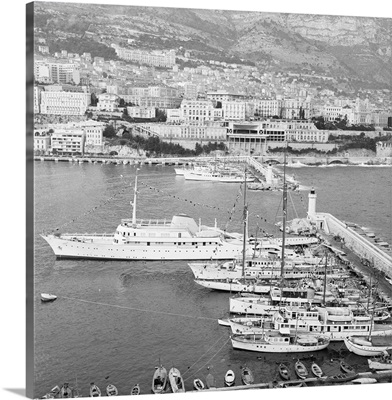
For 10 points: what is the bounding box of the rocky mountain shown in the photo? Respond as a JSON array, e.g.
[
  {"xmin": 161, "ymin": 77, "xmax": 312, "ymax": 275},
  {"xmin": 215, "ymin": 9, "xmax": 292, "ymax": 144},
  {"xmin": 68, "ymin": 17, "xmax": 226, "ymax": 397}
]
[{"xmin": 34, "ymin": 2, "xmax": 392, "ymax": 86}]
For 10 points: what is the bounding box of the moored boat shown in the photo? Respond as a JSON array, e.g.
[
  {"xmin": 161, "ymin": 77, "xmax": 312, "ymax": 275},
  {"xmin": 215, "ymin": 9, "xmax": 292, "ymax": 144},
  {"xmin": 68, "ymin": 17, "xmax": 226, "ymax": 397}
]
[
  {"xmin": 340, "ymin": 360, "xmax": 355, "ymax": 374},
  {"xmin": 224, "ymin": 370, "xmax": 235, "ymax": 386},
  {"xmin": 294, "ymin": 360, "xmax": 308, "ymax": 380},
  {"xmin": 278, "ymin": 363, "xmax": 290, "ymax": 380},
  {"xmin": 351, "ymin": 378, "xmax": 377, "ymax": 384},
  {"xmin": 89, "ymin": 383, "xmax": 101, "ymax": 397},
  {"xmin": 152, "ymin": 364, "xmax": 167, "ymax": 394},
  {"xmin": 130, "ymin": 384, "xmax": 140, "ymax": 395},
  {"xmin": 367, "ymin": 354, "xmax": 392, "ymax": 370},
  {"xmin": 241, "ymin": 366, "xmax": 254, "ymax": 385},
  {"xmin": 205, "ymin": 373, "xmax": 216, "ymax": 389},
  {"xmin": 311, "ymin": 362, "xmax": 323, "ymax": 377},
  {"xmin": 106, "ymin": 384, "xmax": 118, "ymax": 396},
  {"xmin": 193, "ymin": 378, "xmax": 205, "ymax": 391},
  {"xmin": 168, "ymin": 367, "xmax": 185, "ymax": 393},
  {"xmin": 344, "ymin": 336, "xmax": 392, "ymax": 356},
  {"xmin": 59, "ymin": 383, "xmax": 73, "ymax": 398},
  {"xmin": 41, "ymin": 293, "xmax": 57, "ymax": 302}
]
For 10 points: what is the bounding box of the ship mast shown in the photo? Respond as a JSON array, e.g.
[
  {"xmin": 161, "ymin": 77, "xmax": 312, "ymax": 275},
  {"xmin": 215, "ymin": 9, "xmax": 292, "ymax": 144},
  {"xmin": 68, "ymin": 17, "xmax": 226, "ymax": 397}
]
[
  {"xmin": 242, "ymin": 169, "xmax": 248, "ymax": 281},
  {"xmin": 280, "ymin": 143, "xmax": 288, "ymax": 279},
  {"xmin": 131, "ymin": 168, "xmax": 140, "ymax": 225}
]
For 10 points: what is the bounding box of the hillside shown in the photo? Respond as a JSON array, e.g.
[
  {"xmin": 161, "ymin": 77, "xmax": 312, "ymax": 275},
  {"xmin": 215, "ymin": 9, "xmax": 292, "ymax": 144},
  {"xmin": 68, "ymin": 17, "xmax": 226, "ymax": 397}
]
[{"xmin": 34, "ymin": 2, "xmax": 392, "ymax": 86}]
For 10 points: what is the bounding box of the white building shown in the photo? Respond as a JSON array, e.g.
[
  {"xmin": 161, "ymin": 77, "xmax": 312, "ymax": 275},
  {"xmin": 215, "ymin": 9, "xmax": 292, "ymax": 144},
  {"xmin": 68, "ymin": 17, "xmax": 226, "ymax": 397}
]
[
  {"xmin": 34, "ymin": 86, "xmax": 42, "ymax": 114},
  {"xmin": 222, "ymin": 101, "xmax": 246, "ymax": 121},
  {"xmin": 252, "ymin": 99, "xmax": 282, "ymax": 118},
  {"xmin": 51, "ymin": 129, "xmax": 85, "ymax": 154},
  {"xmin": 114, "ymin": 47, "xmax": 176, "ymax": 68},
  {"xmin": 97, "ymin": 93, "xmax": 120, "ymax": 112},
  {"xmin": 40, "ymin": 90, "xmax": 91, "ymax": 115},
  {"xmin": 180, "ymin": 99, "xmax": 215, "ymax": 123},
  {"xmin": 286, "ymin": 121, "xmax": 328, "ymax": 143},
  {"xmin": 127, "ymin": 106, "xmax": 156, "ymax": 119},
  {"xmin": 34, "ymin": 131, "xmax": 51, "ymax": 153}
]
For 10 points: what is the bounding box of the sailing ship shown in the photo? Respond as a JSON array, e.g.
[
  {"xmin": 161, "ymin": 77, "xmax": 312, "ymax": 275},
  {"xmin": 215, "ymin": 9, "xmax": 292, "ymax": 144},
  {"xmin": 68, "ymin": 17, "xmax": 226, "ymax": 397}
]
[{"xmin": 41, "ymin": 170, "xmax": 254, "ymax": 261}]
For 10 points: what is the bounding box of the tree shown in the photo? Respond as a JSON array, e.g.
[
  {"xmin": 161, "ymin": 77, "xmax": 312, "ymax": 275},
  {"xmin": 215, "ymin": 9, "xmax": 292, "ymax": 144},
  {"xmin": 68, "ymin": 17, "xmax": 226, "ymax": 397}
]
[{"xmin": 103, "ymin": 125, "xmax": 116, "ymax": 138}]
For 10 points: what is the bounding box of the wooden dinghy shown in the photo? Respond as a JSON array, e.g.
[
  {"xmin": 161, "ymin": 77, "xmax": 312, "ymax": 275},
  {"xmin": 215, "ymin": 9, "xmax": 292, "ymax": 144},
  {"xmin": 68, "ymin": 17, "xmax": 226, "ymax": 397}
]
[
  {"xmin": 89, "ymin": 383, "xmax": 101, "ymax": 397},
  {"xmin": 106, "ymin": 384, "xmax": 118, "ymax": 396},
  {"xmin": 152, "ymin": 364, "xmax": 167, "ymax": 394},
  {"xmin": 205, "ymin": 373, "xmax": 216, "ymax": 389},
  {"xmin": 193, "ymin": 378, "xmax": 205, "ymax": 391},
  {"xmin": 41, "ymin": 293, "xmax": 57, "ymax": 302},
  {"xmin": 241, "ymin": 366, "xmax": 254, "ymax": 385},
  {"xmin": 168, "ymin": 367, "xmax": 185, "ymax": 393},
  {"xmin": 311, "ymin": 362, "xmax": 323, "ymax": 377},
  {"xmin": 278, "ymin": 364, "xmax": 290, "ymax": 380},
  {"xmin": 130, "ymin": 384, "xmax": 140, "ymax": 395},
  {"xmin": 340, "ymin": 360, "xmax": 355, "ymax": 374},
  {"xmin": 294, "ymin": 360, "xmax": 308, "ymax": 380}
]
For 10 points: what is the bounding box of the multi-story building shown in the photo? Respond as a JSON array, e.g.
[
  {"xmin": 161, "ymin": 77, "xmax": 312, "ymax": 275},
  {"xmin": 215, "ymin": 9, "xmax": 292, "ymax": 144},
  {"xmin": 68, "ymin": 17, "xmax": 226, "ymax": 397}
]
[
  {"xmin": 376, "ymin": 140, "xmax": 392, "ymax": 158},
  {"xmin": 286, "ymin": 120, "xmax": 328, "ymax": 143},
  {"xmin": 184, "ymin": 83, "xmax": 198, "ymax": 100},
  {"xmin": 34, "ymin": 86, "xmax": 42, "ymax": 114},
  {"xmin": 281, "ymin": 98, "xmax": 312, "ymax": 119},
  {"xmin": 38, "ymin": 45, "xmax": 49, "ymax": 54},
  {"xmin": 322, "ymin": 105, "xmax": 343, "ymax": 122},
  {"xmin": 97, "ymin": 93, "xmax": 120, "ymax": 112},
  {"xmin": 34, "ymin": 131, "xmax": 51, "ymax": 153},
  {"xmin": 222, "ymin": 101, "xmax": 246, "ymax": 121},
  {"xmin": 206, "ymin": 90, "xmax": 247, "ymax": 103},
  {"xmin": 122, "ymin": 86, "xmax": 181, "ymax": 109},
  {"xmin": 51, "ymin": 129, "xmax": 85, "ymax": 154},
  {"xmin": 40, "ymin": 90, "xmax": 91, "ymax": 115},
  {"xmin": 166, "ymin": 109, "xmax": 182, "ymax": 123},
  {"xmin": 114, "ymin": 46, "xmax": 176, "ymax": 68},
  {"xmin": 180, "ymin": 99, "xmax": 215, "ymax": 123},
  {"xmin": 226, "ymin": 121, "xmax": 268, "ymax": 154},
  {"xmin": 147, "ymin": 123, "xmax": 227, "ymax": 141},
  {"xmin": 48, "ymin": 61, "xmax": 80, "ymax": 85},
  {"xmin": 252, "ymin": 99, "xmax": 282, "ymax": 118},
  {"xmin": 127, "ymin": 106, "xmax": 156, "ymax": 119}
]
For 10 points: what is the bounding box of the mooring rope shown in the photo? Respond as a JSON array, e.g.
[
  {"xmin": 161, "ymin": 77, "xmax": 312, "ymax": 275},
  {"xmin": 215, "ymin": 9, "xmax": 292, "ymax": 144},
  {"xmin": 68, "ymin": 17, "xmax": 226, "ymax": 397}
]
[{"xmin": 60, "ymin": 296, "xmax": 218, "ymax": 321}]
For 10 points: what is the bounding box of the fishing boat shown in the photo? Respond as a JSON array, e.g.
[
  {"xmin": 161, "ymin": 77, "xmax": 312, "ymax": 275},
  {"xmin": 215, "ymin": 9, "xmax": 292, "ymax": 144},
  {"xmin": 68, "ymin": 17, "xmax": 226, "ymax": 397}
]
[
  {"xmin": 41, "ymin": 170, "xmax": 253, "ymax": 261},
  {"xmin": 41, "ymin": 386, "xmax": 60, "ymax": 399},
  {"xmin": 311, "ymin": 362, "xmax": 323, "ymax": 377},
  {"xmin": 344, "ymin": 337, "xmax": 392, "ymax": 356},
  {"xmin": 41, "ymin": 293, "xmax": 57, "ymax": 302},
  {"xmin": 130, "ymin": 384, "xmax": 140, "ymax": 395},
  {"xmin": 106, "ymin": 384, "xmax": 118, "ymax": 396},
  {"xmin": 241, "ymin": 366, "xmax": 254, "ymax": 385},
  {"xmin": 224, "ymin": 370, "xmax": 235, "ymax": 386},
  {"xmin": 278, "ymin": 364, "xmax": 290, "ymax": 380},
  {"xmin": 205, "ymin": 373, "xmax": 216, "ymax": 389},
  {"xmin": 193, "ymin": 378, "xmax": 205, "ymax": 391},
  {"xmin": 152, "ymin": 364, "xmax": 167, "ymax": 394},
  {"xmin": 168, "ymin": 367, "xmax": 185, "ymax": 393},
  {"xmin": 294, "ymin": 360, "xmax": 308, "ymax": 379},
  {"xmin": 59, "ymin": 383, "xmax": 72, "ymax": 398},
  {"xmin": 89, "ymin": 383, "xmax": 101, "ymax": 397},
  {"xmin": 340, "ymin": 360, "xmax": 355, "ymax": 374}
]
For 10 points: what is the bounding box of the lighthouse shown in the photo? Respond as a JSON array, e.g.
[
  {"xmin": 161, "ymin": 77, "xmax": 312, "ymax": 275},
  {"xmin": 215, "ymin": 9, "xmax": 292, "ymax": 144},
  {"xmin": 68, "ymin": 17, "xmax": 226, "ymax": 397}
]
[{"xmin": 307, "ymin": 188, "xmax": 317, "ymax": 220}]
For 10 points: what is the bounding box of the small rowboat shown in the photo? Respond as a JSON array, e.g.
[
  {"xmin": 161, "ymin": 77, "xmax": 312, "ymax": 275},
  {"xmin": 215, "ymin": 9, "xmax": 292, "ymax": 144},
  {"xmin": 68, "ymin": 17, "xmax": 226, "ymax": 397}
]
[
  {"xmin": 278, "ymin": 364, "xmax": 290, "ymax": 380},
  {"xmin": 311, "ymin": 362, "xmax": 323, "ymax": 377},
  {"xmin": 89, "ymin": 383, "xmax": 101, "ymax": 397},
  {"xmin": 41, "ymin": 293, "xmax": 57, "ymax": 302},
  {"xmin": 168, "ymin": 367, "xmax": 185, "ymax": 393},
  {"xmin": 241, "ymin": 366, "xmax": 254, "ymax": 385},
  {"xmin": 41, "ymin": 386, "xmax": 60, "ymax": 399},
  {"xmin": 152, "ymin": 365, "xmax": 167, "ymax": 394},
  {"xmin": 218, "ymin": 318, "xmax": 230, "ymax": 327},
  {"xmin": 59, "ymin": 383, "xmax": 72, "ymax": 398},
  {"xmin": 193, "ymin": 378, "xmax": 205, "ymax": 391},
  {"xmin": 205, "ymin": 373, "xmax": 216, "ymax": 389},
  {"xmin": 224, "ymin": 370, "xmax": 235, "ymax": 386},
  {"xmin": 294, "ymin": 360, "xmax": 308, "ymax": 380},
  {"xmin": 106, "ymin": 384, "xmax": 118, "ymax": 396},
  {"xmin": 340, "ymin": 360, "xmax": 355, "ymax": 374},
  {"xmin": 130, "ymin": 384, "xmax": 140, "ymax": 395}
]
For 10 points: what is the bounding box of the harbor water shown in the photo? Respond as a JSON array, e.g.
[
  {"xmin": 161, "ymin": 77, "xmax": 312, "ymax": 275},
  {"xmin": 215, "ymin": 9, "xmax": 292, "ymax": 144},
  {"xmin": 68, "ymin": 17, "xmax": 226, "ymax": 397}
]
[{"xmin": 33, "ymin": 162, "xmax": 392, "ymax": 397}]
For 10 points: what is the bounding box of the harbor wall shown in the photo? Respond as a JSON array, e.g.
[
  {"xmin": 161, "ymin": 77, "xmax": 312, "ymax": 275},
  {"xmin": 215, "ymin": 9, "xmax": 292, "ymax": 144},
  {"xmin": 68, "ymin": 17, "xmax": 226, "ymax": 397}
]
[{"xmin": 312, "ymin": 212, "xmax": 392, "ymax": 277}]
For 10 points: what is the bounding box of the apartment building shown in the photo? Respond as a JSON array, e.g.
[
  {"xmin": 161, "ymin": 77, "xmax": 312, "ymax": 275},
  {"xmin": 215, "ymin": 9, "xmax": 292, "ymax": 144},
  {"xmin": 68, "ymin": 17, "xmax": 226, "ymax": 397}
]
[
  {"xmin": 180, "ymin": 99, "xmax": 215, "ymax": 123},
  {"xmin": 34, "ymin": 86, "xmax": 42, "ymax": 114},
  {"xmin": 40, "ymin": 90, "xmax": 91, "ymax": 115},
  {"xmin": 282, "ymin": 98, "xmax": 312, "ymax": 119},
  {"xmin": 286, "ymin": 120, "xmax": 328, "ymax": 143},
  {"xmin": 97, "ymin": 93, "xmax": 120, "ymax": 112},
  {"xmin": 114, "ymin": 46, "xmax": 176, "ymax": 68},
  {"xmin": 222, "ymin": 101, "xmax": 246, "ymax": 120},
  {"xmin": 51, "ymin": 129, "xmax": 85, "ymax": 154},
  {"xmin": 127, "ymin": 106, "xmax": 156, "ymax": 119},
  {"xmin": 34, "ymin": 131, "xmax": 51, "ymax": 153},
  {"xmin": 252, "ymin": 99, "xmax": 282, "ymax": 118}
]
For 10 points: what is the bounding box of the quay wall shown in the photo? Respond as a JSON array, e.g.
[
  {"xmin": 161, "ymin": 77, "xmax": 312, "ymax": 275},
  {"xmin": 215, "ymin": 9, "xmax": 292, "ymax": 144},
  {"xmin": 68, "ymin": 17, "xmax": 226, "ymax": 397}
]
[{"xmin": 315, "ymin": 212, "xmax": 392, "ymax": 277}]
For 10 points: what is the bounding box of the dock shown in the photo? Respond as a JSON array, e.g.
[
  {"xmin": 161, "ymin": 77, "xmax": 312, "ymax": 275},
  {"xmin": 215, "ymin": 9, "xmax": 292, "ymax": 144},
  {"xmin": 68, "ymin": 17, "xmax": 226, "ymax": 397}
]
[{"xmin": 205, "ymin": 370, "xmax": 392, "ymax": 391}]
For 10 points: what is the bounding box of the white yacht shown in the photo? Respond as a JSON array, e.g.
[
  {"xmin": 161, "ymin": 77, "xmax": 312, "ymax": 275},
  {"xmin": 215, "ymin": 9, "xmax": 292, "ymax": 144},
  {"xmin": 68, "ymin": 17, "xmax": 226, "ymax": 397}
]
[{"xmin": 41, "ymin": 173, "xmax": 253, "ymax": 261}]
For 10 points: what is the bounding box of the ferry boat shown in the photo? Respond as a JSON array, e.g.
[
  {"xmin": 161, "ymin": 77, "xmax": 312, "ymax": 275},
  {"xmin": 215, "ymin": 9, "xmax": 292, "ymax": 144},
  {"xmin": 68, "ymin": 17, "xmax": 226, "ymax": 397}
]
[
  {"xmin": 183, "ymin": 170, "xmax": 255, "ymax": 183},
  {"xmin": 41, "ymin": 173, "xmax": 253, "ymax": 261}
]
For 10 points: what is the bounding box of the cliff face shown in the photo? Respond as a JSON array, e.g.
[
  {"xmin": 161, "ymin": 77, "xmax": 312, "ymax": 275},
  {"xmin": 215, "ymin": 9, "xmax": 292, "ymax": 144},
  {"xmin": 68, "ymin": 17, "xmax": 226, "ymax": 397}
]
[{"xmin": 35, "ymin": 3, "xmax": 392, "ymax": 85}]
